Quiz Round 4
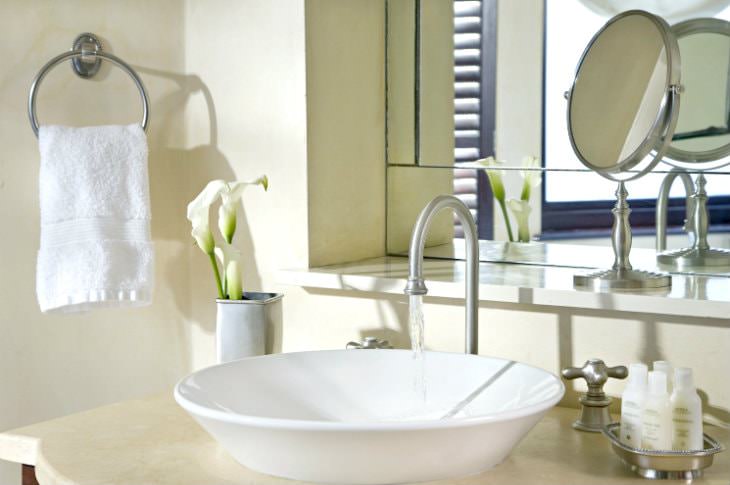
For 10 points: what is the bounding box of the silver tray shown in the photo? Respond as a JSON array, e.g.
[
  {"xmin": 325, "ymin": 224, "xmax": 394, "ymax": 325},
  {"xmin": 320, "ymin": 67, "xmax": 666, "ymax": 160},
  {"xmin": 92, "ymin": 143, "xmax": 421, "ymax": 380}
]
[{"xmin": 603, "ymin": 423, "xmax": 725, "ymax": 479}]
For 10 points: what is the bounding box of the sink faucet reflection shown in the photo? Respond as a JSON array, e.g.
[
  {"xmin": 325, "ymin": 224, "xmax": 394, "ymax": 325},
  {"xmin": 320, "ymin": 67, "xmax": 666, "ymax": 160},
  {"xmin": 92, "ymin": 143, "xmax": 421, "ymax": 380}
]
[
  {"xmin": 404, "ymin": 195, "xmax": 479, "ymax": 355},
  {"xmin": 656, "ymin": 168, "xmax": 696, "ymax": 252}
]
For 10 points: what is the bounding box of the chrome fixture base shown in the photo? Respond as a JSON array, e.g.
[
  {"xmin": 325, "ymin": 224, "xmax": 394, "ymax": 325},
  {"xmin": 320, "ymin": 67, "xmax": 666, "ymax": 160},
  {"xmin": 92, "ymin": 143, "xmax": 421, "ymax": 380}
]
[
  {"xmin": 71, "ymin": 33, "xmax": 102, "ymax": 78},
  {"xmin": 346, "ymin": 337, "xmax": 393, "ymax": 350},
  {"xmin": 658, "ymin": 247, "xmax": 730, "ymax": 269},
  {"xmin": 562, "ymin": 359, "xmax": 628, "ymax": 432},
  {"xmin": 575, "ymin": 182, "xmax": 671, "ymax": 290},
  {"xmin": 636, "ymin": 468, "xmax": 702, "ymax": 480},
  {"xmin": 603, "ymin": 423, "xmax": 724, "ymax": 479},
  {"xmin": 574, "ymin": 269, "xmax": 672, "ymax": 291}
]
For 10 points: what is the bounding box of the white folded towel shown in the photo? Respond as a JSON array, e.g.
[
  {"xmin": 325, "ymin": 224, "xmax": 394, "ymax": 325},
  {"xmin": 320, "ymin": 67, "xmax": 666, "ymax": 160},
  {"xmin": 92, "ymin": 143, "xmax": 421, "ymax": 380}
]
[{"xmin": 37, "ymin": 124, "xmax": 154, "ymax": 313}]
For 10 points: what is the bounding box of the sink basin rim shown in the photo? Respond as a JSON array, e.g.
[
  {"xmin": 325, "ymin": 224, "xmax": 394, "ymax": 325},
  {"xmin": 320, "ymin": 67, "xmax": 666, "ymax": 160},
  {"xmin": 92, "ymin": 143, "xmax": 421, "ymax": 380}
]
[{"xmin": 174, "ymin": 349, "xmax": 565, "ymax": 432}]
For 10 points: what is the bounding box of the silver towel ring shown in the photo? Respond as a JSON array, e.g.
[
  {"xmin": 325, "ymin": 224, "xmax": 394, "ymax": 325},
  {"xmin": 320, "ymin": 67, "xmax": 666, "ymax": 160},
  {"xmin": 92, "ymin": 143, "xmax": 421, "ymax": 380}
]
[{"xmin": 28, "ymin": 33, "xmax": 149, "ymax": 138}]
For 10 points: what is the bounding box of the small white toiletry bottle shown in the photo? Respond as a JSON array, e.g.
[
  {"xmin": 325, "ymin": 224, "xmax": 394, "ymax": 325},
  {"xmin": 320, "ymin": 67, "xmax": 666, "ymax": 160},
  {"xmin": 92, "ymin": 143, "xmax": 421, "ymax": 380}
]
[
  {"xmin": 653, "ymin": 361, "xmax": 673, "ymax": 394},
  {"xmin": 642, "ymin": 370, "xmax": 672, "ymax": 450},
  {"xmin": 671, "ymin": 367, "xmax": 703, "ymax": 451},
  {"xmin": 620, "ymin": 363, "xmax": 648, "ymax": 448}
]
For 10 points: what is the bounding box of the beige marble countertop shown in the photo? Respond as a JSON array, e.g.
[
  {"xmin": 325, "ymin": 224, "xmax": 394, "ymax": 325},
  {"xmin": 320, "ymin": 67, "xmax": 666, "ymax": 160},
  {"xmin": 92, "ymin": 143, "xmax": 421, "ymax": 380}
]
[{"xmin": 0, "ymin": 393, "xmax": 727, "ymax": 485}]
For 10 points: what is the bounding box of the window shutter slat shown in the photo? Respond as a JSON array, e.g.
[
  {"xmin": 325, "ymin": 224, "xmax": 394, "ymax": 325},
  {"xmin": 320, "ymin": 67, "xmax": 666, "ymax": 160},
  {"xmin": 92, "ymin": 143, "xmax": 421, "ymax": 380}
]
[
  {"xmin": 455, "ymin": 33, "xmax": 481, "ymax": 49},
  {"xmin": 455, "ymin": 82, "xmax": 480, "ymax": 97},
  {"xmin": 453, "ymin": 1, "xmax": 483, "ymax": 231}
]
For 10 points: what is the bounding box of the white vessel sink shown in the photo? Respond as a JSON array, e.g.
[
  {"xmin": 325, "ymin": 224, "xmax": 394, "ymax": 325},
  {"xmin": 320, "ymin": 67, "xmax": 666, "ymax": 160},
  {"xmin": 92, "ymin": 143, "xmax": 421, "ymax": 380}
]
[{"xmin": 174, "ymin": 349, "xmax": 564, "ymax": 484}]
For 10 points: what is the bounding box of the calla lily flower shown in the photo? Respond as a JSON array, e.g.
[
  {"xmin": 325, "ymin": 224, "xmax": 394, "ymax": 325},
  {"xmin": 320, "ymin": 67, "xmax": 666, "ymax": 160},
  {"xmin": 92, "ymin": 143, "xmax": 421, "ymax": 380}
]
[
  {"xmin": 477, "ymin": 157, "xmax": 506, "ymax": 202},
  {"xmin": 187, "ymin": 175, "xmax": 268, "ymax": 300},
  {"xmin": 187, "ymin": 180, "xmax": 227, "ymax": 254},
  {"xmin": 477, "ymin": 156, "xmax": 514, "ymax": 242},
  {"xmin": 508, "ymin": 198, "xmax": 532, "ymax": 243},
  {"xmin": 218, "ymin": 175, "xmax": 268, "ymax": 244},
  {"xmin": 225, "ymin": 260, "xmax": 244, "ymax": 301},
  {"xmin": 519, "ymin": 156, "xmax": 542, "ymax": 202},
  {"xmin": 214, "ymin": 242, "xmax": 243, "ymax": 299}
]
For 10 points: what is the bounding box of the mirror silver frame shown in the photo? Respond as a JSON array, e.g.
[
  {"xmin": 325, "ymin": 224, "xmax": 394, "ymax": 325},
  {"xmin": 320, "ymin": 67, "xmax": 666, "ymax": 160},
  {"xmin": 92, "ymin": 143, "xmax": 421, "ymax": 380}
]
[
  {"xmin": 566, "ymin": 10, "xmax": 682, "ymax": 291},
  {"xmin": 658, "ymin": 18, "xmax": 730, "ymax": 270},
  {"xmin": 664, "ymin": 17, "xmax": 730, "ymax": 170},
  {"xmin": 566, "ymin": 10, "xmax": 682, "ymax": 182}
]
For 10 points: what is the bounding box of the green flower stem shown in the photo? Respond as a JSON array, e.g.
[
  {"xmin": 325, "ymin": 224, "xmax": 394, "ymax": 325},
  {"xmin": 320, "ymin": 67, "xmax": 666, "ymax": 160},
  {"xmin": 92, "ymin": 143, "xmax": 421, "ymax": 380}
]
[
  {"xmin": 497, "ymin": 199, "xmax": 515, "ymax": 242},
  {"xmin": 208, "ymin": 252, "xmax": 225, "ymax": 299},
  {"xmin": 520, "ymin": 182, "xmax": 530, "ymax": 202}
]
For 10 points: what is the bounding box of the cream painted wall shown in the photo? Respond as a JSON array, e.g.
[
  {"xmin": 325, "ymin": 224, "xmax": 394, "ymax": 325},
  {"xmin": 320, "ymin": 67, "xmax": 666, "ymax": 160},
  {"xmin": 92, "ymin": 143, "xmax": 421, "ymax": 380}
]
[
  {"xmin": 0, "ymin": 1, "xmax": 190, "ymax": 483},
  {"xmin": 305, "ymin": 0, "xmax": 386, "ymax": 267},
  {"xmin": 386, "ymin": 0, "xmax": 417, "ymax": 165},
  {"xmin": 419, "ymin": 0, "xmax": 456, "ymax": 165},
  {"xmin": 387, "ymin": 166, "xmax": 455, "ymax": 253}
]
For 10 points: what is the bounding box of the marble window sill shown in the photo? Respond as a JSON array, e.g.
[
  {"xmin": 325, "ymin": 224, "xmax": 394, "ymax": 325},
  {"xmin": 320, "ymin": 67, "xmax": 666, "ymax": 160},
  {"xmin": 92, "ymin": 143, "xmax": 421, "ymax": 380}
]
[{"xmin": 278, "ymin": 256, "xmax": 730, "ymax": 319}]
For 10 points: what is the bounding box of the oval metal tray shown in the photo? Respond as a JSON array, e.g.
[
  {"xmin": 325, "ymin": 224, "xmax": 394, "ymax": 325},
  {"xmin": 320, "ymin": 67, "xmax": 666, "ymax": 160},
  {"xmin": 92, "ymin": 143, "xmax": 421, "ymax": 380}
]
[{"xmin": 603, "ymin": 423, "xmax": 725, "ymax": 479}]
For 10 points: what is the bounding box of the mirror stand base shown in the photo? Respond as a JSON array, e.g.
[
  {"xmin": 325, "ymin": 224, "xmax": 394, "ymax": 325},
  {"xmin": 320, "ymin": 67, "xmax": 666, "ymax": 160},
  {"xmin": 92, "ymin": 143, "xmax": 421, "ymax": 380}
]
[
  {"xmin": 573, "ymin": 269, "xmax": 672, "ymax": 291},
  {"xmin": 657, "ymin": 247, "xmax": 730, "ymax": 270}
]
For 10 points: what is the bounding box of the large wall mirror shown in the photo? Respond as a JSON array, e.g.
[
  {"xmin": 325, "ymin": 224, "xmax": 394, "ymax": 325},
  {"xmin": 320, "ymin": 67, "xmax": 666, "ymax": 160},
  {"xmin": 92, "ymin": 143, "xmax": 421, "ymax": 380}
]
[{"xmin": 386, "ymin": 0, "xmax": 730, "ymax": 279}]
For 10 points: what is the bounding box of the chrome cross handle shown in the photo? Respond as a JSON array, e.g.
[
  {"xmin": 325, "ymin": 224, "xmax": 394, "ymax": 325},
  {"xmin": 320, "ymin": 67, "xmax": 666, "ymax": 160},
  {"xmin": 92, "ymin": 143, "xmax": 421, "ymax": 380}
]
[
  {"xmin": 563, "ymin": 359, "xmax": 628, "ymax": 396},
  {"xmin": 562, "ymin": 359, "xmax": 628, "ymax": 432},
  {"xmin": 346, "ymin": 337, "xmax": 393, "ymax": 350}
]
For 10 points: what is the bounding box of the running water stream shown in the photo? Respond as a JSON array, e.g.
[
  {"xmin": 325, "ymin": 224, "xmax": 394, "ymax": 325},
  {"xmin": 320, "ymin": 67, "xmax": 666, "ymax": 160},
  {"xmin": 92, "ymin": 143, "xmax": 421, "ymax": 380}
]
[{"xmin": 408, "ymin": 294, "xmax": 427, "ymax": 404}]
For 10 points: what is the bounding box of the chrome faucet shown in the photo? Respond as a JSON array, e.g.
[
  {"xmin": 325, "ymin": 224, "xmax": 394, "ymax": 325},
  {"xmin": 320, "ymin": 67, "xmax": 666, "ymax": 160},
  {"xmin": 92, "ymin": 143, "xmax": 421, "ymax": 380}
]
[
  {"xmin": 404, "ymin": 195, "xmax": 479, "ymax": 355},
  {"xmin": 656, "ymin": 168, "xmax": 696, "ymax": 252},
  {"xmin": 656, "ymin": 172, "xmax": 730, "ymax": 268}
]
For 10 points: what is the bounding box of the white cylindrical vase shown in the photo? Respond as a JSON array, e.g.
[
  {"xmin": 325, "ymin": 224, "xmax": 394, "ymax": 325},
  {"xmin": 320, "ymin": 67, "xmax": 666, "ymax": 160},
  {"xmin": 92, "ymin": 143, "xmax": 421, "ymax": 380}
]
[{"xmin": 216, "ymin": 292, "xmax": 283, "ymax": 363}]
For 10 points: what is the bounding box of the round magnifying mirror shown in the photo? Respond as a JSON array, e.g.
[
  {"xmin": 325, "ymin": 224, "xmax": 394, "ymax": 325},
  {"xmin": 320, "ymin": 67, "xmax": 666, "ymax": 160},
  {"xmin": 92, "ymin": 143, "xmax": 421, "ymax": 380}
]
[
  {"xmin": 658, "ymin": 19, "xmax": 730, "ymax": 270},
  {"xmin": 566, "ymin": 10, "xmax": 682, "ymax": 291},
  {"xmin": 664, "ymin": 18, "xmax": 730, "ymax": 170},
  {"xmin": 568, "ymin": 10, "xmax": 681, "ymax": 180}
]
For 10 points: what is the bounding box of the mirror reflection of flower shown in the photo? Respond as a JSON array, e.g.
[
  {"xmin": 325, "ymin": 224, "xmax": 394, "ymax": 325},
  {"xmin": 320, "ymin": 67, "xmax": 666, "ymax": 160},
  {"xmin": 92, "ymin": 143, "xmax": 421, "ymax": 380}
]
[
  {"xmin": 477, "ymin": 156, "xmax": 541, "ymax": 243},
  {"xmin": 186, "ymin": 176, "xmax": 268, "ymax": 299}
]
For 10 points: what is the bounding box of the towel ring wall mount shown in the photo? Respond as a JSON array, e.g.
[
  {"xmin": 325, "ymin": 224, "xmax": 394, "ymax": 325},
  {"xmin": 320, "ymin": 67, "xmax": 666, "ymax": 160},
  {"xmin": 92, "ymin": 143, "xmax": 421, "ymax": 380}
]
[{"xmin": 28, "ymin": 33, "xmax": 149, "ymax": 137}]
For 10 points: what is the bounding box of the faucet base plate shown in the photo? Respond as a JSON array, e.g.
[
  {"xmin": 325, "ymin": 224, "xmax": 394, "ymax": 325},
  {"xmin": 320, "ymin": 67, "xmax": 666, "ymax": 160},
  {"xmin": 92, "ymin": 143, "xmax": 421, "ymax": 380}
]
[
  {"xmin": 574, "ymin": 268, "xmax": 671, "ymax": 291},
  {"xmin": 657, "ymin": 246, "xmax": 730, "ymax": 269}
]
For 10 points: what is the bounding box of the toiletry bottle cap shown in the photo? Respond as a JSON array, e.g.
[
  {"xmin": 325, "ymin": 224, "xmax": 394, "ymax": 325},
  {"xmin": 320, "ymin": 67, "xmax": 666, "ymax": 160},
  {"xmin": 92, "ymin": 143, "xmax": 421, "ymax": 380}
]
[
  {"xmin": 628, "ymin": 363, "xmax": 648, "ymax": 388},
  {"xmin": 648, "ymin": 370, "xmax": 668, "ymax": 395},
  {"xmin": 674, "ymin": 367, "xmax": 694, "ymax": 389},
  {"xmin": 654, "ymin": 360, "xmax": 672, "ymax": 375}
]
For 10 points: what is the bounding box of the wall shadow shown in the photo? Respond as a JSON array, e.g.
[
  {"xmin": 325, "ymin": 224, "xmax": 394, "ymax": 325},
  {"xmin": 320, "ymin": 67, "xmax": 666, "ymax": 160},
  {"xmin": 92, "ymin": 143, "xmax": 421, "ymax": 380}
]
[
  {"xmin": 133, "ymin": 65, "xmax": 263, "ymax": 367},
  {"xmin": 304, "ymin": 280, "xmax": 411, "ymax": 349}
]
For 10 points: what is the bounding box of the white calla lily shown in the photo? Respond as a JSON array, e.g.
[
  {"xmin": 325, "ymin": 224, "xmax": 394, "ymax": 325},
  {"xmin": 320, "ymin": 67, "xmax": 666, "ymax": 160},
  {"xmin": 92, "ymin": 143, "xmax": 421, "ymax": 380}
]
[
  {"xmin": 187, "ymin": 175, "xmax": 269, "ymax": 300},
  {"xmin": 187, "ymin": 180, "xmax": 226, "ymax": 254},
  {"xmin": 188, "ymin": 176, "xmax": 268, "ymax": 300},
  {"xmin": 508, "ymin": 198, "xmax": 532, "ymax": 243},
  {"xmin": 519, "ymin": 156, "xmax": 542, "ymax": 201},
  {"xmin": 476, "ymin": 157, "xmax": 506, "ymax": 202},
  {"xmin": 218, "ymin": 175, "xmax": 269, "ymax": 244},
  {"xmin": 214, "ymin": 242, "xmax": 244, "ymax": 299},
  {"xmin": 225, "ymin": 260, "xmax": 244, "ymax": 301},
  {"xmin": 187, "ymin": 180, "xmax": 227, "ymax": 298},
  {"xmin": 477, "ymin": 156, "xmax": 514, "ymax": 242}
]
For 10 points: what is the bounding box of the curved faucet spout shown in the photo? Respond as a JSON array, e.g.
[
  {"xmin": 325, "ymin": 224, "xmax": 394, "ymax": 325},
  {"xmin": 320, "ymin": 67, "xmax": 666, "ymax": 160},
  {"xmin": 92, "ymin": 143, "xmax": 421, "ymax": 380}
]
[
  {"xmin": 404, "ymin": 195, "xmax": 479, "ymax": 355},
  {"xmin": 656, "ymin": 168, "xmax": 696, "ymax": 252}
]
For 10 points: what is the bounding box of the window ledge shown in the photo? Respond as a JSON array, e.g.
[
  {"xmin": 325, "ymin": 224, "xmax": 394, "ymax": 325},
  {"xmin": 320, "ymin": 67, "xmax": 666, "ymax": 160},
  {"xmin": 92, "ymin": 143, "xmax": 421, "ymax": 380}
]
[{"xmin": 278, "ymin": 256, "xmax": 730, "ymax": 320}]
